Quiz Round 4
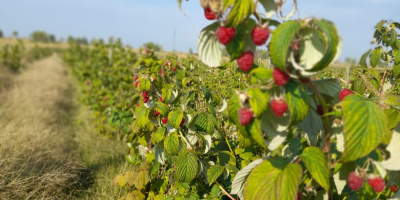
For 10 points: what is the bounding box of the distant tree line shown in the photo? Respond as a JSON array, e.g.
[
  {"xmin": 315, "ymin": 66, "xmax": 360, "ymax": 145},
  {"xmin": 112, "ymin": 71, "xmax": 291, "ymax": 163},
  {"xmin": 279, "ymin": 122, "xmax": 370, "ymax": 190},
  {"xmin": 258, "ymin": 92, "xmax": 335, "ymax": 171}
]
[
  {"xmin": 67, "ymin": 36, "xmax": 89, "ymax": 45},
  {"xmin": 0, "ymin": 29, "xmax": 3, "ymax": 38},
  {"xmin": 30, "ymin": 31, "xmax": 56, "ymax": 43}
]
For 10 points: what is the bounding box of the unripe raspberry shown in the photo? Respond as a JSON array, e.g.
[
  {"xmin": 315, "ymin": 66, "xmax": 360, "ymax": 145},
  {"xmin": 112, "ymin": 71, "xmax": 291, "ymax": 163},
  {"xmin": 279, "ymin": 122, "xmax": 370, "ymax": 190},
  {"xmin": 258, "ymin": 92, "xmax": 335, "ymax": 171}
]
[
  {"xmin": 270, "ymin": 98, "xmax": 288, "ymax": 117},
  {"xmin": 216, "ymin": 27, "xmax": 236, "ymax": 45},
  {"xmin": 237, "ymin": 51, "xmax": 254, "ymax": 72},
  {"xmin": 238, "ymin": 108, "xmax": 254, "ymax": 126},
  {"xmin": 348, "ymin": 172, "xmax": 364, "ymax": 191},
  {"xmin": 134, "ymin": 75, "xmax": 138, "ymax": 81},
  {"xmin": 204, "ymin": 7, "xmax": 216, "ymax": 20},
  {"xmin": 339, "ymin": 89, "xmax": 354, "ymax": 101},
  {"xmin": 251, "ymin": 26, "xmax": 270, "ymax": 46},
  {"xmin": 272, "ymin": 68, "xmax": 290, "ymax": 86},
  {"xmin": 367, "ymin": 176, "xmax": 385, "ymax": 192}
]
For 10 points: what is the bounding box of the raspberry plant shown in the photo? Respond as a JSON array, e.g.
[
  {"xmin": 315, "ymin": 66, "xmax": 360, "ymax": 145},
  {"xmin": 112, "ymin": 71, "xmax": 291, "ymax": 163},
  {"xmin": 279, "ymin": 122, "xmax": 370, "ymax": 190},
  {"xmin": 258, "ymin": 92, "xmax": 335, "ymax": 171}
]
[{"xmin": 62, "ymin": 1, "xmax": 400, "ymax": 199}]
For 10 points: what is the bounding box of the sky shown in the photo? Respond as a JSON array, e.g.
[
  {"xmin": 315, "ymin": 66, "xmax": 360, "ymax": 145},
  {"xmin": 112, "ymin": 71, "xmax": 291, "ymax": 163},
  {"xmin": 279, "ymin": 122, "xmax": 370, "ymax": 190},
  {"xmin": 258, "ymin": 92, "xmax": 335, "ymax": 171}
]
[{"xmin": 1, "ymin": 0, "xmax": 400, "ymax": 62}]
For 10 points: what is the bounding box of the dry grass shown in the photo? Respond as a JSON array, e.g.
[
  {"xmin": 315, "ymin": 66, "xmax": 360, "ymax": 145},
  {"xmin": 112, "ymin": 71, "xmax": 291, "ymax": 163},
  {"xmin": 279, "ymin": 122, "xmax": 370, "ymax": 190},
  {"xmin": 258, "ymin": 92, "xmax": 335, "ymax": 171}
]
[
  {"xmin": 0, "ymin": 54, "xmax": 128, "ymax": 199},
  {"xmin": 0, "ymin": 38, "xmax": 69, "ymax": 49}
]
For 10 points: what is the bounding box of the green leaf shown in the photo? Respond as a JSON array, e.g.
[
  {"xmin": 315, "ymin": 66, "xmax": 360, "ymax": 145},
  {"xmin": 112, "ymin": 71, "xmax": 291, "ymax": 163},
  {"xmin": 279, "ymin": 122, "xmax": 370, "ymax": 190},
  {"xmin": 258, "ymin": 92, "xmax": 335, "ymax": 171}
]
[
  {"xmin": 380, "ymin": 124, "xmax": 400, "ymax": 170},
  {"xmin": 270, "ymin": 20, "xmax": 301, "ymax": 71},
  {"xmin": 244, "ymin": 157, "xmax": 302, "ymax": 200},
  {"xmin": 394, "ymin": 50, "xmax": 400, "ymax": 64},
  {"xmin": 140, "ymin": 79, "xmax": 151, "ymax": 91},
  {"xmin": 376, "ymin": 20, "xmax": 385, "ymax": 32},
  {"xmin": 297, "ymin": 98, "xmax": 323, "ymax": 136},
  {"xmin": 225, "ymin": 0, "xmax": 254, "ymax": 27},
  {"xmin": 137, "ymin": 108, "xmax": 150, "ymax": 128},
  {"xmin": 134, "ymin": 170, "xmax": 149, "ymax": 190},
  {"xmin": 207, "ymin": 165, "xmax": 224, "ymax": 185},
  {"xmin": 245, "ymin": 118, "xmax": 267, "ymax": 149},
  {"xmin": 226, "ymin": 18, "xmax": 256, "ymax": 59},
  {"xmin": 231, "ymin": 159, "xmax": 265, "ymax": 200},
  {"xmin": 218, "ymin": 151, "xmax": 236, "ymax": 166},
  {"xmin": 389, "ymin": 29, "xmax": 397, "ymax": 46},
  {"xmin": 168, "ymin": 110, "xmax": 184, "ymax": 129},
  {"xmin": 394, "ymin": 63, "xmax": 400, "ymax": 79},
  {"xmin": 308, "ymin": 19, "xmax": 340, "ymax": 72},
  {"xmin": 359, "ymin": 49, "xmax": 372, "ymax": 69},
  {"xmin": 197, "ymin": 22, "xmax": 223, "ymax": 68},
  {"xmin": 195, "ymin": 112, "xmax": 216, "ymax": 135},
  {"xmin": 201, "ymin": 86, "xmax": 211, "ymax": 101},
  {"xmin": 162, "ymin": 87, "xmax": 172, "ymax": 103},
  {"xmin": 154, "ymin": 142, "xmax": 166, "ymax": 165},
  {"xmin": 248, "ymin": 67, "xmax": 272, "ymax": 80},
  {"xmin": 300, "ymin": 147, "xmax": 330, "ymax": 191},
  {"xmin": 312, "ymin": 79, "xmax": 341, "ymax": 98},
  {"xmin": 385, "ymin": 109, "xmax": 400, "ymax": 130},
  {"xmin": 370, "ymin": 47, "xmax": 382, "ymax": 68},
  {"xmin": 153, "ymin": 127, "xmax": 166, "ymax": 144},
  {"xmin": 155, "ymin": 102, "xmax": 169, "ymax": 116},
  {"xmin": 259, "ymin": 0, "xmax": 276, "ymax": 18},
  {"xmin": 285, "ymin": 80, "xmax": 309, "ymax": 125},
  {"xmin": 341, "ymin": 95, "xmax": 389, "ymax": 161},
  {"xmin": 164, "ymin": 132, "xmax": 179, "ymax": 155},
  {"xmin": 228, "ymin": 94, "xmax": 241, "ymax": 125},
  {"xmin": 261, "ymin": 106, "xmax": 290, "ymax": 150},
  {"xmin": 298, "ymin": 27, "xmax": 326, "ymax": 70},
  {"xmin": 176, "ymin": 151, "xmax": 198, "ymax": 182},
  {"xmin": 248, "ymin": 88, "xmax": 269, "ymax": 117}
]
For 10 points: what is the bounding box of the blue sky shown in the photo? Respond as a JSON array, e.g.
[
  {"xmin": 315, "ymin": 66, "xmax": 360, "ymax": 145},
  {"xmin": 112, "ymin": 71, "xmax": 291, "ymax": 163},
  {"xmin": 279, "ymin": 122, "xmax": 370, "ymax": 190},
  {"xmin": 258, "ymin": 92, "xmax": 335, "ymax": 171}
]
[{"xmin": 1, "ymin": 0, "xmax": 399, "ymax": 62}]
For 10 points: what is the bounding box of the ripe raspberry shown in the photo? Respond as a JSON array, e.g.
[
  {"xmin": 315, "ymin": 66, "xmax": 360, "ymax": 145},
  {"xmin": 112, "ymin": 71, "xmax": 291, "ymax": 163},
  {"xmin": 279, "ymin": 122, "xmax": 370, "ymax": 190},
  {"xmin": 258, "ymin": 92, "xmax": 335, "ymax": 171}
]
[
  {"xmin": 348, "ymin": 172, "xmax": 364, "ymax": 191},
  {"xmin": 165, "ymin": 62, "xmax": 170, "ymax": 66},
  {"xmin": 390, "ymin": 185, "xmax": 398, "ymax": 192},
  {"xmin": 238, "ymin": 108, "xmax": 254, "ymax": 126},
  {"xmin": 172, "ymin": 68, "xmax": 176, "ymax": 72},
  {"xmin": 204, "ymin": 7, "xmax": 216, "ymax": 20},
  {"xmin": 251, "ymin": 26, "xmax": 270, "ymax": 46},
  {"xmin": 142, "ymin": 91, "xmax": 148, "ymax": 98},
  {"xmin": 273, "ymin": 68, "xmax": 290, "ymax": 86},
  {"xmin": 237, "ymin": 51, "xmax": 254, "ymax": 72},
  {"xmin": 135, "ymin": 81, "xmax": 140, "ymax": 87},
  {"xmin": 180, "ymin": 118, "xmax": 185, "ymax": 126},
  {"xmin": 143, "ymin": 97, "xmax": 149, "ymax": 103},
  {"xmin": 368, "ymin": 176, "xmax": 385, "ymax": 192},
  {"xmin": 339, "ymin": 89, "xmax": 354, "ymax": 101},
  {"xmin": 162, "ymin": 117, "xmax": 168, "ymax": 124},
  {"xmin": 216, "ymin": 27, "xmax": 236, "ymax": 45},
  {"xmin": 153, "ymin": 77, "xmax": 156, "ymax": 81},
  {"xmin": 145, "ymin": 49, "xmax": 150, "ymax": 54},
  {"xmin": 135, "ymin": 103, "xmax": 139, "ymax": 107},
  {"xmin": 159, "ymin": 97, "xmax": 163, "ymax": 102},
  {"xmin": 155, "ymin": 110, "xmax": 160, "ymax": 117},
  {"xmin": 134, "ymin": 75, "xmax": 138, "ymax": 81},
  {"xmin": 270, "ymin": 98, "xmax": 288, "ymax": 117},
  {"xmin": 103, "ymin": 97, "xmax": 107, "ymax": 102}
]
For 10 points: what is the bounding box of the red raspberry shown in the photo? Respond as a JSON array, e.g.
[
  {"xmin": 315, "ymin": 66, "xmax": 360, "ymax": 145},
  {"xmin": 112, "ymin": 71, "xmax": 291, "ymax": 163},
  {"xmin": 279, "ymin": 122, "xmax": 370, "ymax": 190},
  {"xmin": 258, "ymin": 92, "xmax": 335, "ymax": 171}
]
[
  {"xmin": 348, "ymin": 172, "xmax": 364, "ymax": 191},
  {"xmin": 216, "ymin": 27, "xmax": 236, "ymax": 45},
  {"xmin": 165, "ymin": 62, "xmax": 169, "ymax": 66},
  {"xmin": 155, "ymin": 110, "xmax": 160, "ymax": 117},
  {"xmin": 135, "ymin": 103, "xmax": 139, "ymax": 107},
  {"xmin": 204, "ymin": 7, "xmax": 216, "ymax": 20},
  {"xmin": 153, "ymin": 77, "xmax": 156, "ymax": 81},
  {"xmin": 251, "ymin": 26, "xmax": 270, "ymax": 46},
  {"xmin": 135, "ymin": 81, "xmax": 140, "ymax": 87},
  {"xmin": 180, "ymin": 118, "xmax": 185, "ymax": 126},
  {"xmin": 390, "ymin": 185, "xmax": 398, "ymax": 192},
  {"xmin": 159, "ymin": 97, "xmax": 163, "ymax": 102},
  {"xmin": 172, "ymin": 68, "xmax": 176, "ymax": 72},
  {"xmin": 339, "ymin": 89, "xmax": 354, "ymax": 101},
  {"xmin": 145, "ymin": 49, "xmax": 150, "ymax": 54},
  {"xmin": 142, "ymin": 91, "xmax": 148, "ymax": 98},
  {"xmin": 238, "ymin": 108, "xmax": 254, "ymax": 126},
  {"xmin": 134, "ymin": 75, "xmax": 138, "ymax": 81},
  {"xmin": 317, "ymin": 105, "xmax": 324, "ymax": 116},
  {"xmin": 143, "ymin": 97, "xmax": 149, "ymax": 103},
  {"xmin": 103, "ymin": 97, "xmax": 107, "ymax": 102},
  {"xmin": 162, "ymin": 117, "xmax": 168, "ymax": 124},
  {"xmin": 367, "ymin": 176, "xmax": 385, "ymax": 192},
  {"xmin": 237, "ymin": 51, "xmax": 254, "ymax": 72},
  {"xmin": 270, "ymin": 98, "xmax": 288, "ymax": 117},
  {"xmin": 273, "ymin": 68, "xmax": 290, "ymax": 86}
]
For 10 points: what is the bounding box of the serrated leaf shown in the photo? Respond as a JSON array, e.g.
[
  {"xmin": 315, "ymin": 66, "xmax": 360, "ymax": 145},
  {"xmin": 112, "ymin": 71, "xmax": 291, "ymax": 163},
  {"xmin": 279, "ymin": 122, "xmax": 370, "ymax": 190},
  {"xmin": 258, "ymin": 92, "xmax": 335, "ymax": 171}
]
[
  {"xmin": 231, "ymin": 158, "xmax": 265, "ymax": 200},
  {"xmin": 137, "ymin": 108, "xmax": 150, "ymax": 128},
  {"xmin": 300, "ymin": 147, "xmax": 330, "ymax": 191},
  {"xmin": 225, "ymin": 0, "xmax": 254, "ymax": 27},
  {"xmin": 228, "ymin": 94, "xmax": 241, "ymax": 125},
  {"xmin": 164, "ymin": 132, "xmax": 179, "ymax": 155},
  {"xmin": 207, "ymin": 165, "xmax": 224, "ymax": 185},
  {"xmin": 176, "ymin": 151, "xmax": 198, "ymax": 182},
  {"xmin": 140, "ymin": 79, "xmax": 151, "ymax": 91},
  {"xmin": 298, "ymin": 27, "xmax": 326, "ymax": 70},
  {"xmin": 126, "ymin": 190, "xmax": 146, "ymax": 200},
  {"xmin": 218, "ymin": 151, "xmax": 236, "ymax": 166},
  {"xmin": 226, "ymin": 18, "xmax": 256, "ymax": 59},
  {"xmin": 341, "ymin": 95, "xmax": 388, "ymax": 161},
  {"xmin": 153, "ymin": 127, "xmax": 166, "ymax": 144},
  {"xmin": 248, "ymin": 67, "xmax": 272, "ymax": 80},
  {"xmin": 195, "ymin": 112, "xmax": 216, "ymax": 135},
  {"xmin": 162, "ymin": 87, "xmax": 172, "ymax": 103},
  {"xmin": 385, "ymin": 109, "xmax": 400, "ymax": 130},
  {"xmin": 248, "ymin": 88, "xmax": 269, "ymax": 117},
  {"xmin": 168, "ymin": 110, "xmax": 184, "ymax": 129},
  {"xmin": 202, "ymin": 86, "xmax": 211, "ymax": 101},
  {"xmin": 380, "ymin": 124, "xmax": 400, "ymax": 170},
  {"xmin": 370, "ymin": 47, "xmax": 382, "ymax": 68},
  {"xmin": 259, "ymin": 0, "xmax": 276, "ymax": 18},
  {"xmin": 245, "ymin": 118, "xmax": 267, "ymax": 149},
  {"xmin": 243, "ymin": 157, "xmax": 302, "ymax": 200},
  {"xmin": 261, "ymin": 107, "xmax": 291, "ymax": 150},
  {"xmin": 359, "ymin": 49, "xmax": 372, "ymax": 69},
  {"xmin": 297, "ymin": 98, "xmax": 323, "ymax": 136},
  {"xmin": 270, "ymin": 20, "xmax": 301, "ymax": 71},
  {"xmin": 394, "ymin": 63, "xmax": 400, "ymax": 79},
  {"xmin": 198, "ymin": 22, "xmax": 223, "ymax": 68},
  {"xmin": 312, "ymin": 79, "xmax": 341, "ymax": 98},
  {"xmin": 154, "ymin": 142, "xmax": 166, "ymax": 165},
  {"xmin": 333, "ymin": 162, "xmax": 356, "ymax": 195},
  {"xmin": 134, "ymin": 170, "xmax": 149, "ymax": 190},
  {"xmin": 155, "ymin": 102, "xmax": 169, "ymax": 116},
  {"xmin": 285, "ymin": 80, "xmax": 309, "ymax": 124},
  {"xmin": 389, "ymin": 29, "xmax": 397, "ymax": 46}
]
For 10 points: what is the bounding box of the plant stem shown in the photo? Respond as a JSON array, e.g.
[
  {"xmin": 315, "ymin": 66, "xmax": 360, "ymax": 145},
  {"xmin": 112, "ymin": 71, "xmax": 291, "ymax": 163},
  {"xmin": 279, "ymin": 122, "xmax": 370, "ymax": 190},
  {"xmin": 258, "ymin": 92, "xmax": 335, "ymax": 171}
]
[
  {"xmin": 308, "ymin": 82, "xmax": 333, "ymax": 200},
  {"xmin": 217, "ymin": 182, "xmax": 236, "ymax": 200}
]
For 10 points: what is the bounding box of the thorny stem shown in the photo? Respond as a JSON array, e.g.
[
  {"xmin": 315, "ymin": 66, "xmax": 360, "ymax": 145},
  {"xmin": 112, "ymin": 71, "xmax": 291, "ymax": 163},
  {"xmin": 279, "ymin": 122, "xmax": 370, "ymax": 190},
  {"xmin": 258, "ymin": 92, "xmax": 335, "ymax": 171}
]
[
  {"xmin": 217, "ymin": 181, "xmax": 236, "ymax": 200},
  {"xmin": 308, "ymin": 82, "xmax": 333, "ymax": 200}
]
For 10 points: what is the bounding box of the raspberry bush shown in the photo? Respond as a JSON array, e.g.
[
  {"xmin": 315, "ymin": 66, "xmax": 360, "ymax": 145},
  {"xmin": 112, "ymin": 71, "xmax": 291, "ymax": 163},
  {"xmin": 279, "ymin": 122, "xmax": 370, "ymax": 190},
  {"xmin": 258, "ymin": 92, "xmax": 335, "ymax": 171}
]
[{"xmin": 62, "ymin": 0, "xmax": 400, "ymax": 199}]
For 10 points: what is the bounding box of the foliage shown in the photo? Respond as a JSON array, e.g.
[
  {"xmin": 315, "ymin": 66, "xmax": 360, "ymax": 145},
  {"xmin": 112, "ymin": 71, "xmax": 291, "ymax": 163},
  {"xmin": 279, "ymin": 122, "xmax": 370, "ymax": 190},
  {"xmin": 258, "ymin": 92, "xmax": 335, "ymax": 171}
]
[
  {"xmin": 0, "ymin": 40, "xmax": 25, "ymax": 72},
  {"xmin": 0, "ymin": 29, "xmax": 3, "ymax": 38},
  {"xmin": 142, "ymin": 42, "xmax": 163, "ymax": 52},
  {"xmin": 30, "ymin": 31, "xmax": 56, "ymax": 43}
]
